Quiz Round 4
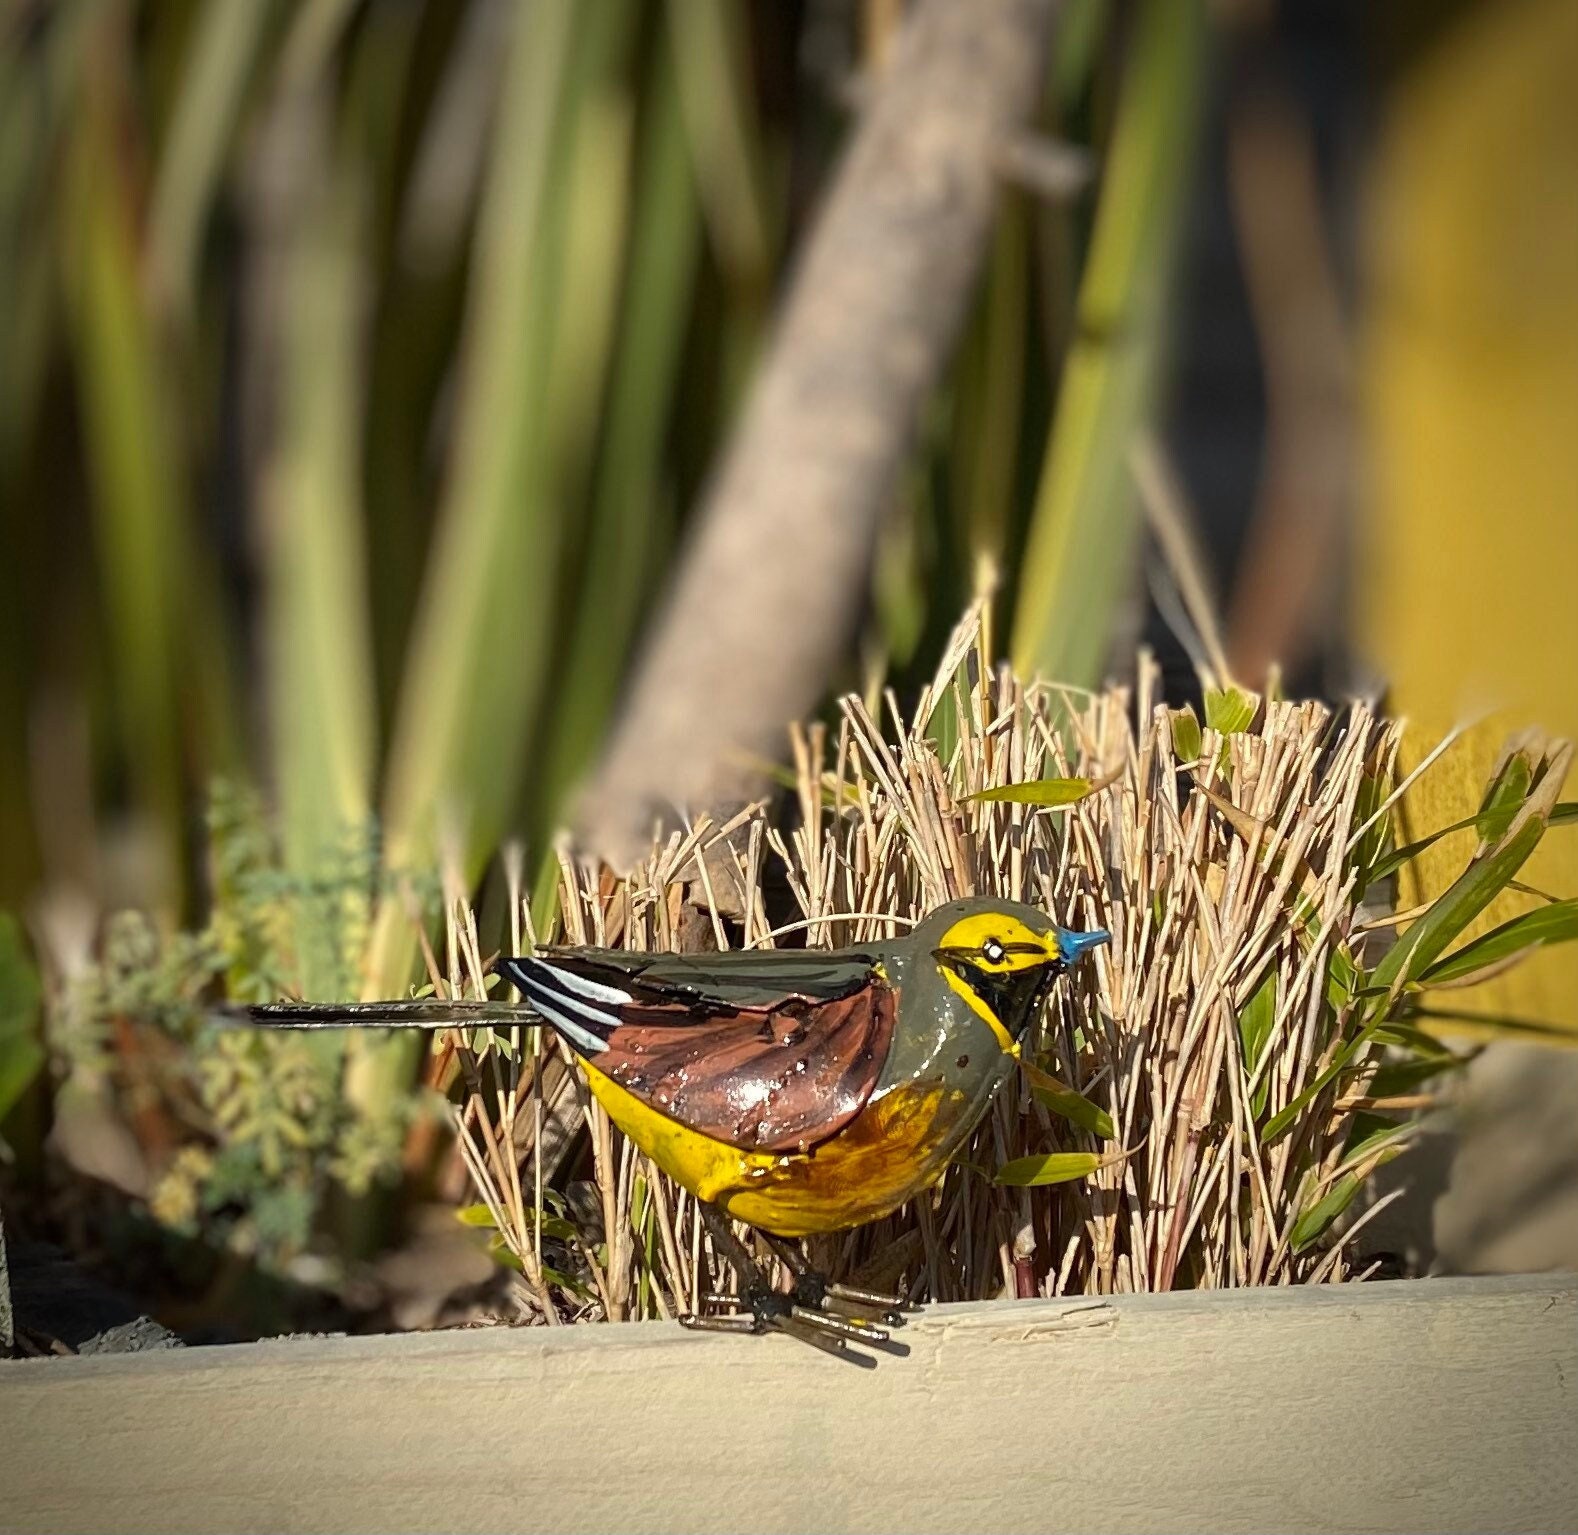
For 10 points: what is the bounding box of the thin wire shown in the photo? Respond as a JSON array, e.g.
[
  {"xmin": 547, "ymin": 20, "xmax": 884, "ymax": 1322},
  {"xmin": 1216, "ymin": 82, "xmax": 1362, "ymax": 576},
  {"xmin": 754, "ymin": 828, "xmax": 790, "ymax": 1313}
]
[{"xmin": 745, "ymin": 911, "xmax": 917, "ymax": 948}]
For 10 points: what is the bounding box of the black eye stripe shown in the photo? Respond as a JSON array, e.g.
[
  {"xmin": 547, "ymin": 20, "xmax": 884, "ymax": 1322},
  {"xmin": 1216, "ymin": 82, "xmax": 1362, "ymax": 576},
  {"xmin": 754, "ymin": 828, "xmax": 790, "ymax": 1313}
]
[
  {"xmin": 982, "ymin": 940, "xmax": 1044, "ymax": 963},
  {"xmin": 932, "ymin": 942, "xmax": 1050, "ymax": 967}
]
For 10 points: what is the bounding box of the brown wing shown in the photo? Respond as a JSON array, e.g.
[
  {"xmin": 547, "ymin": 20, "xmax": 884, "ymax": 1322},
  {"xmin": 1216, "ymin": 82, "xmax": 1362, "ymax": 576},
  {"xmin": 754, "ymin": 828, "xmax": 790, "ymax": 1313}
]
[
  {"xmin": 500, "ymin": 954, "xmax": 897, "ymax": 1155},
  {"xmin": 595, "ymin": 987, "xmax": 897, "ymax": 1154}
]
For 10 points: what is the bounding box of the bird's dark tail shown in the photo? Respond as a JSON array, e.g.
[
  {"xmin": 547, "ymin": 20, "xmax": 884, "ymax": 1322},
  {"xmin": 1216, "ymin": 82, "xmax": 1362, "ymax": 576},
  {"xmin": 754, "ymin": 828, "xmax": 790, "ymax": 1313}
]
[{"xmin": 223, "ymin": 998, "xmax": 541, "ymax": 1031}]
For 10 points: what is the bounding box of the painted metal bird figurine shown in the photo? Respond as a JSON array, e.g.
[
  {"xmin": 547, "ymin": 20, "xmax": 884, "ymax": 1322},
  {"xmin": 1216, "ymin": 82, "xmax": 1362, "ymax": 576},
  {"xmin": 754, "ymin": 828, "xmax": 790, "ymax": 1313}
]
[{"xmin": 245, "ymin": 896, "xmax": 1107, "ymax": 1361}]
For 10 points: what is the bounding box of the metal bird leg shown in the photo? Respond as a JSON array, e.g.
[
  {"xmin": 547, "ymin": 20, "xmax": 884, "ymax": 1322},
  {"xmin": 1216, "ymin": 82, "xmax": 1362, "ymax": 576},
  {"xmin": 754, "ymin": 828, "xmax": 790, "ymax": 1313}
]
[
  {"xmin": 680, "ymin": 1204, "xmax": 910, "ymax": 1364},
  {"xmin": 756, "ymin": 1232, "xmax": 915, "ymax": 1329}
]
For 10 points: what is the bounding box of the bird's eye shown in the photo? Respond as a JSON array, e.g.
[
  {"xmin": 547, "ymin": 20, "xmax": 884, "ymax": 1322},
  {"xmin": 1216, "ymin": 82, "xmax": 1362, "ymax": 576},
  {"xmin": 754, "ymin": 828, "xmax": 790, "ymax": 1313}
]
[{"xmin": 982, "ymin": 937, "xmax": 1006, "ymax": 965}]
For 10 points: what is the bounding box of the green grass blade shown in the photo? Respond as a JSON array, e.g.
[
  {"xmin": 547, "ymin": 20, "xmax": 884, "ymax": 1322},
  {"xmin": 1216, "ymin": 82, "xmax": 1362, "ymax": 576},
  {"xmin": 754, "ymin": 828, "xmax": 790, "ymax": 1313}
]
[
  {"xmin": 1348, "ymin": 758, "xmax": 1393, "ymax": 893},
  {"xmin": 1053, "ymin": 0, "xmax": 1113, "ymax": 105},
  {"xmin": 1011, "ymin": 0, "xmax": 1206, "ymax": 687},
  {"xmin": 1365, "ymin": 1050, "xmax": 1469, "ymax": 1099},
  {"xmin": 1369, "ymin": 815, "xmax": 1548, "ymax": 996},
  {"xmin": 0, "ymin": 33, "xmax": 61, "ymax": 464},
  {"xmin": 146, "ymin": 0, "xmax": 278, "ymax": 318},
  {"xmin": 538, "ymin": 29, "xmax": 701, "ymax": 821},
  {"xmin": 663, "ymin": 0, "xmax": 771, "ymax": 289},
  {"xmin": 1475, "ymin": 749, "xmax": 1534, "ymax": 845},
  {"xmin": 1290, "ymin": 1117, "xmax": 1417, "ymax": 1253},
  {"xmin": 1367, "ymin": 801, "xmax": 1578, "ymax": 889},
  {"xmin": 65, "ymin": 95, "xmax": 189, "ymax": 885},
  {"xmin": 0, "ymin": 913, "xmax": 44, "ymax": 1125},
  {"xmin": 1267, "ymin": 765, "xmax": 1566, "ymax": 1143},
  {"xmin": 1288, "ymin": 1172, "xmax": 1363, "ymax": 1254},
  {"xmin": 546, "ymin": 58, "xmax": 637, "ymax": 510},
  {"xmin": 963, "ymin": 777, "xmax": 1093, "ymax": 807},
  {"xmin": 951, "ymin": 195, "xmax": 1030, "ymax": 583},
  {"xmin": 369, "ymin": 0, "xmax": 629, "ymax": 993},
  {"xmin": 996, "ymin": 1150, "xmax": 1107, "ymax": 1187},
  {"xmin": 1019, "ymin": 1056, "xmax": 1116, "ymax": 1140},
  {"xmin": 1420, "ymin": 899, "xmax": 1578, "ymax": 987},
  {"xmin": 1238, "ymin": 968, "xmax": 1277, "ymax": 1119},
  {"xmin": 1325, "ymin": 943, "xmax": 1362, "ymax": 1011},
  {"xmin": 261, "ymin": 141, "xmax": 378, "ymax": 1000}
]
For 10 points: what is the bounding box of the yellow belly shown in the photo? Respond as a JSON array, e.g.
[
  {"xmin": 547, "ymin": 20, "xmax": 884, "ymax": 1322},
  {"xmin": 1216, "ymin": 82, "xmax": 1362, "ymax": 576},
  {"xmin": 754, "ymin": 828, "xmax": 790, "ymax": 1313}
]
[{"xmin": 579, "ymin": 1056, "xmax": 967, "ymax": 1237}]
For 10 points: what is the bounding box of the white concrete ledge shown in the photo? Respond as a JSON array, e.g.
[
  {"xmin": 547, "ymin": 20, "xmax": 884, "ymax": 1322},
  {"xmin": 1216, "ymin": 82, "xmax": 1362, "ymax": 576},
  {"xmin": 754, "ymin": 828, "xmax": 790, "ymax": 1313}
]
[{"xmin": 2, "ymin": 1275, "xmax": 1574, "ymax": 1533}]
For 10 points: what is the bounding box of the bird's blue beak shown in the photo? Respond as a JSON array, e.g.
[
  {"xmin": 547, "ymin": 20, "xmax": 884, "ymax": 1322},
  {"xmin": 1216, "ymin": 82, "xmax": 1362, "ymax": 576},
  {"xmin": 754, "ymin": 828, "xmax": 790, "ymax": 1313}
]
[{"xmin": 1055, "ymin": 927, "xmax": 1109, "ymax": 965}]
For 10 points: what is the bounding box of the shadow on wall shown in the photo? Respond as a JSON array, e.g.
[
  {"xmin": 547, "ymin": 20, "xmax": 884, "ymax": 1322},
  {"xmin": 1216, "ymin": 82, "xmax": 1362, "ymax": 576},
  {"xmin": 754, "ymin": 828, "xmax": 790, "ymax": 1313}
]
[{"xmin": 1433, "ymin": 1048, "xmax": 1578, "ymax": 1275}]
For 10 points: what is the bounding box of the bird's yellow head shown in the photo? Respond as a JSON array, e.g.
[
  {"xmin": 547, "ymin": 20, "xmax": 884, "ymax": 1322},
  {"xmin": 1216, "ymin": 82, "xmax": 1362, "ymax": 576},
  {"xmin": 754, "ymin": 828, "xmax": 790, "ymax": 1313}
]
[{"xmin": 924, "ymin": 901, "xmax": 1108, "ymax": 1057}]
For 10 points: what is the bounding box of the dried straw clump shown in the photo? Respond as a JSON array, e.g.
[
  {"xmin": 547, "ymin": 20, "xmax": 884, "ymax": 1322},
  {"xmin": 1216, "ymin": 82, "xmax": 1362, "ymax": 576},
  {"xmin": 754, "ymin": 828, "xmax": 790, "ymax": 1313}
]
[{"xmin": 445, "ymin": 611, "xmax": 1410, "ymax": 1324}]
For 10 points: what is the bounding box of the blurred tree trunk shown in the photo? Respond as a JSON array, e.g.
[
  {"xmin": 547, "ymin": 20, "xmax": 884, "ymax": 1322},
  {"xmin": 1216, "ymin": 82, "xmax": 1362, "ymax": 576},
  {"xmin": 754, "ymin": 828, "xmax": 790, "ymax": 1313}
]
[{"xmin": 576, "ymin": 0, "xmax": 1061, "ymax": 872}]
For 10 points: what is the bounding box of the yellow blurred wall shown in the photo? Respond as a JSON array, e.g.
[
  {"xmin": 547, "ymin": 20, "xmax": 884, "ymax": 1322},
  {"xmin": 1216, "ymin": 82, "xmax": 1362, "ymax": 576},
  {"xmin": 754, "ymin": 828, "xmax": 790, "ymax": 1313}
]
[{"xmin": 1362, "ymin": 0, "xmax": 1578, "ymax": 1035}]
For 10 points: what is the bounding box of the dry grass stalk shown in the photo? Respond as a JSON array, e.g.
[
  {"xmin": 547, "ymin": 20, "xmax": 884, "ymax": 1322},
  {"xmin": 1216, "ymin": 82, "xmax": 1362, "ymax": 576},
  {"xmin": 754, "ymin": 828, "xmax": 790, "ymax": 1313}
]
[{"xmin": 445, "ymin": 607, "xmax": 1412, "ymax": 1320}]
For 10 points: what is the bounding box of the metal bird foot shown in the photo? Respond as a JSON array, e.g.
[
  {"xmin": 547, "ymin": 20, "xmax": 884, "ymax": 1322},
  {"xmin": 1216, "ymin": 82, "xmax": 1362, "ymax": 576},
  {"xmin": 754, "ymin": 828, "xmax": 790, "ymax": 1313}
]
[
  {"xmin": 681, "ymin": 1210, "xmax": 913, "ymax": 1364},
  {"xmin": 764, "ymin": 1231, "xmax": 915, "ymax": 1330},
  {"xmin": 680, "ymin": 1284, "xmax": 911, "ymax": 1365}
]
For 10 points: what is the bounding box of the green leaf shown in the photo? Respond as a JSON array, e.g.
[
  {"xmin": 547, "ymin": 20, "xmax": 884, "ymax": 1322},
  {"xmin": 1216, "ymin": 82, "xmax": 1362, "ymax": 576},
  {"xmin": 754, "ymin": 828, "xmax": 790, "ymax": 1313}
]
[
  {"xmin": 963, "ymin": 777, "xmax": 1092, "ymax": 807},
  {"xmin": 1237, "ymin": 969, "xmax": 1277, "ymax": 1119},
  {"xmin": 1366, "ymin": 799, "xmax": 1578, "ymax": 889},
  {"xmin": 541, "ymin": 1264, "xmax": 596, "ymax": 1300},
  {"xmin": 1053, "ymin": 0, "xmax": 1113, "ymax": 103},
  {"xmin": 665, "ymin": 0, "xmax": 773, "ymax": 288},
  {"xmin": 1289, "ymin": 1118, "xmax": 1416, "ymax": 1253},
  {"xmin": 1370, "ymin": 813, "xmax": 1549, "ymax": 997},
  {"xmin": 0, "ymin": 1038, "xmax": 45, "ymax": 1128},
  {"xmin": 1019, "ymin": 1058, "xmax": 1117, "ymax": 1139},
  {"xmin": 1171, "ymin": 706, "xmax": 1202, "ymax": 763},
  {"xmin": 1476, "ymin": 750, "xmax": 1534, "ymax": 846},
  {"xmin": 1031, "ymin": 1085, "xmax": 1117, "ymax": 1141},
  {"xmin": 1289, "ymin": 1173, "xmax": 1365, "ymax": 1253},
  {"xmin": 1420, "ymin": 899, "xmax": 1578, "ymax": 986},
  {"xmin": 264, "ymin": 133, "xmax": 377, "ymax": 1007},
  {"xmin": 1368, "ymin": 822, "xmax": 1475, "ymax": 888},
  {"xmin": 0, "ymin": 913, "xmax": 44, "ymax": 1123},
  {"xmin": 996, "ymin": 1151, "xmax": 1108, "ymax": 1187},
  {"xmin": 1204, "ymin": 684, "xmax": 1258, "ymax": 735},
  {"xmin": 1325, "ymin": 945, "xmax": 1363, "ymax": 1012},
  {"xmin": 458, "ymin": 1201, "xmax": 576, "ymax": 1243},
  {"xmin": 1269, "ymin": 795, "xmax": 1554, "ymax": 1144},
  {"xmin": 952, "ymin": 184, "xmax": 1031, "ymax": 592},
  {"xmin": 1340, "ymin": 1111, "xmax": 1419, "ymax": 1167},
  {"xmin": 1010, "ymin": 0, "xmax": 1208, "ymax": 687},
  {"xmin": 1263, "ymin": 1046, "xmax": 1358, "ymax": 1145},
  {"xmin": 951, "ymin": 1158, "xmax": 995, "ymax": 1183},
  {"xmin": 0, "ymin": 913, "xmax": 41, "ymax": 1028},
  {"xmin": 1349, "ymin": 762, "xmax": 1393, "ymax": 892}
]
